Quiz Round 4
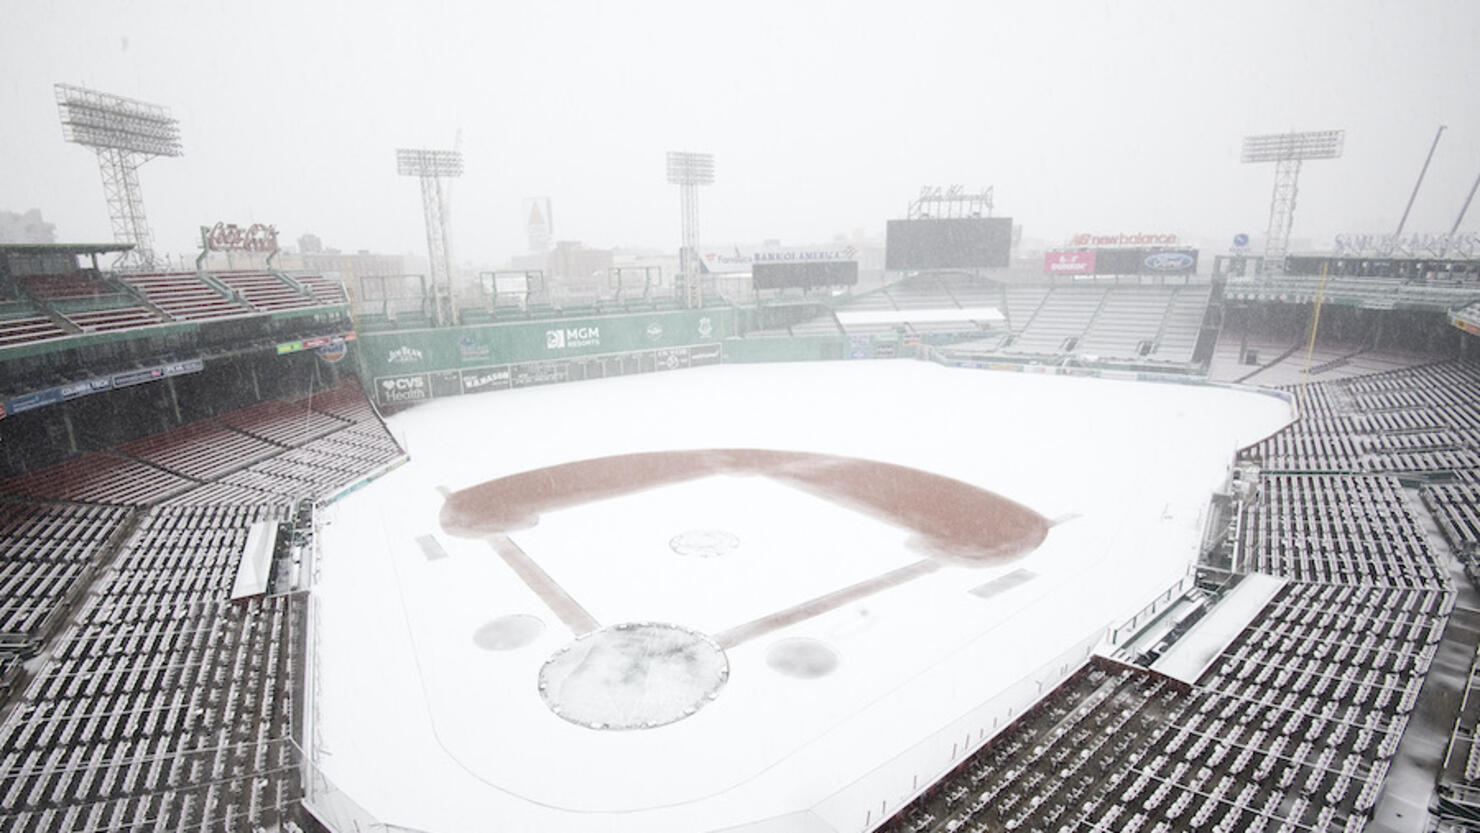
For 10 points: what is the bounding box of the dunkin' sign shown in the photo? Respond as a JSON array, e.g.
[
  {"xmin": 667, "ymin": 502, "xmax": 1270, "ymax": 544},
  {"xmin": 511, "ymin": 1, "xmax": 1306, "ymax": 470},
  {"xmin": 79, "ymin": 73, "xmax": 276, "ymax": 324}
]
[{"xmin": 1044, "ymin": 250, "xmax": 1096, "ymax": 274}]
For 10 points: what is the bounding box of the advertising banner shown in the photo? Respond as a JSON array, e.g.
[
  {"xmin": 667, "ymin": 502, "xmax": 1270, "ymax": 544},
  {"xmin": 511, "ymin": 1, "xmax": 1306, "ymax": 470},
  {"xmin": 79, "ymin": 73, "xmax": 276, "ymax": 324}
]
[
  {"xmin": 702, "ymin": 245, "xmax": 859, "ymax": 274},
  {"xmin": 375, "ymin": 374, "xmax": 430, "ymax": 406},
  {"xmin": 162, "ymin": 359, "xmax": 205, "ymax": 377},
  {"xmin": 1141, "ymin": 249, "xmax": 1199, "ymax": 275},
  {"xmin": 358, "ymin": 308, "xmax": 736, "ymax": 380},
  {"xmin": 513, "ymin": 362, "xmax": 566, "ymax": 389},
  {"xmin": 1095, "ymin": 248, "xmax": 1147, "ymax": 275},
  {"xmin": 459, "ymin": 366, "xmax": 512, "ymax": 394},
  {"xmin": 655, "ymin": 348, "xmax": 690, "ymax": 371},
  {"xmin": 1044, "ymin": 251, "xmax": 1096, "ymax": 275},
  {"xmin": 752, "ymin": 261, "xmax": 859, "ymax": 290},
  {"xmin": 60, "ymin": 377, "xmax": 113, "ymax": 400},
  {"xmin": 428, "ymin": 370, "xmax": 463, "ymax": 398},
  {"xmin": 4, "ymin": 357, "xmax": 206, "ymax": 418},
  {"xmin": 6, "ymin": 388, "xmax": 63, "ymax": 414},
  {"xmin": 113, "ymin": 367, "xmax": 168, "ymax": 388},
  {"xmin": 689, "ymin": 344, "xmax": 722, "ymax": 366}
]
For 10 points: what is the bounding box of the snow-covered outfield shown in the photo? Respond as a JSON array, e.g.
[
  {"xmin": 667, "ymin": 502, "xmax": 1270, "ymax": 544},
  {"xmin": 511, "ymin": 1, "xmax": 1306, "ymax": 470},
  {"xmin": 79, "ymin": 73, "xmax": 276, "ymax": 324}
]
[{"xmin": 310, "ymin": 361, "xmax": 1291, "ymax": 832}]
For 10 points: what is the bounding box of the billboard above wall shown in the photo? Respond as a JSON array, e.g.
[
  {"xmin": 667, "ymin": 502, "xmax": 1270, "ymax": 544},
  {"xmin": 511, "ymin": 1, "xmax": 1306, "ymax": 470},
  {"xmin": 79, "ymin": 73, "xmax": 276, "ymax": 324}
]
[
  {"xmin": 753, "ymin": 261, "xmax": 859, "ymax": 290},
  {"xmin": 885, "ymin": 218, "xmax": 1013, "ymax": 270},
  {"xmin": 1044, "ymin": 248, "xmax": 1198, "ymax": 276}
]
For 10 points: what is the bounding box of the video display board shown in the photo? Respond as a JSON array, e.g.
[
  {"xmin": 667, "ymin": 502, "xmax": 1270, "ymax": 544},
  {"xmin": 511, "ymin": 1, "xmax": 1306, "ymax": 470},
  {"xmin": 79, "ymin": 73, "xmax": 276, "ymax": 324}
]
[{"xmin": 885, "ymin": 217, "xmax": 1013, "ymax": 270}]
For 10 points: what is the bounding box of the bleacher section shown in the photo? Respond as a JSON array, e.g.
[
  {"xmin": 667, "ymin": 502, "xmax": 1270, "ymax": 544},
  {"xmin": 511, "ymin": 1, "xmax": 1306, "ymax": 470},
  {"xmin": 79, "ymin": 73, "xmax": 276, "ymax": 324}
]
[
  {"xmin": 926, "ymin": 284, "xmax": 1211, "ymax": 365},
  {"xmin": 761, "ymin": 280, "xmax": 1212, "ymax": 359},
  {"xmin": 1004, "ymin": 286, "xmax": 1108, "ymax": 354},
  {"xmin": 1155, "ymin": 286, "xmax": 1211, "ymax": 361},
  {"xmin": 1074, "ymin": 286, "xmax": 1171, "ymax": 357}
]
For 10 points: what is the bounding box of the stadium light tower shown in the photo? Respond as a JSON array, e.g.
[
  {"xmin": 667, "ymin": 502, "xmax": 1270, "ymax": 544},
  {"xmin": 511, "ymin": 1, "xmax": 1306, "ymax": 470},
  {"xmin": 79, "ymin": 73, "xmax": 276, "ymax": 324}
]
[
  {"xmin": 55, "ymin": 83, "xmax": 183, "ymax": 269},
  {"xmin": 396, "ymin": 148, "xmax": 463, "ymax": 326},
  {"xmin": 666, "ymin": 150, "xmax": 714, "ymax": 308},
  {"xmin": 1241, "ymin": 129, "xmax": 1344, "ymax": 274}
]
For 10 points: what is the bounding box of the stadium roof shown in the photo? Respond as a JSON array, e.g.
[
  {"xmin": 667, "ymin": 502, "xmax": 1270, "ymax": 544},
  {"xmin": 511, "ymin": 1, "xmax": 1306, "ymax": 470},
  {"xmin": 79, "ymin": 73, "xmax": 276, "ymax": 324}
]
[{"xmin": 0, "ymin": 242, "xmax": 134, "ymax": 255}]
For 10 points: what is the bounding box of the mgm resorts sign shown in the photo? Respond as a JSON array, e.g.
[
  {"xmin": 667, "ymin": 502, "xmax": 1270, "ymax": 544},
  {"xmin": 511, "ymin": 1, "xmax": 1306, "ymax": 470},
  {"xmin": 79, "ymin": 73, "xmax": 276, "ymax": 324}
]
[{"xmin": 545, "ymin": 325, "xmax": 601, "ymax": 350}]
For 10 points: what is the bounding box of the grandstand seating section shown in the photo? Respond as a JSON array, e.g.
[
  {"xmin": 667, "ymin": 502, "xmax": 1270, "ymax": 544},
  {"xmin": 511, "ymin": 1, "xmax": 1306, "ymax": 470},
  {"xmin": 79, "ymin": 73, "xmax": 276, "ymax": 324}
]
[
  {"xmin": 883, "ymin": 357, "xmax": 1478, "ymax": 833},
  {"xmin": 0, "ymin": 271, "xmax": 348, "ymax": 352},
  {"xmin": 211, "ymin": 272, "xmax": 317, "ymax": 313},
  {"xmin": 1236, "ymin": 474, "xmax": 1444, "ymax": 585},
  {"xmin": 14, "ymin": 273, "xmax": 114, "ymax": 301},
  {"xmin": 0, "ymin": 455, "xmax": 197, "ymax": 506},
  {"xmin": 1005, "ymin": 285, "xmax": 1108, "ymax": 354},
  {"xmin": 0, "ymin": 505, "xmax": 305, "ymax": 832},
  {"xmin": 0, "ymin": 378, "xmax": 402, "ymax": 833},
  {"xmin": 295, "ymin": 274, "xmax": 349, "ymax": 307},
  {"xmin": 762, "ymin": 279, "xmax": 1212, "ymax": 363},
  {"xmin": 60, "ymin": 306, "xmax": 163, "ymax": 334},
  {"xmin": 1424, "ymin": 477, "xmax": 1480, "ymax": 556},
  {"xmin": 0, "ymin": 503, "xmax": 130, "ymax": 652},
  {"xmin": 0, "ymin": 309, "xmax": 69, "ymax": 347},
  {"xmin": 0, "ymin": 310, "xmax": 1476, "ymax": 831},
  {"xmin": 1241, "ymin": 361, "xmax": 1480, "ymax": 474},
  {"xmin": 116, "ymin": 273, "xmax": 254, "ymax": 321}
]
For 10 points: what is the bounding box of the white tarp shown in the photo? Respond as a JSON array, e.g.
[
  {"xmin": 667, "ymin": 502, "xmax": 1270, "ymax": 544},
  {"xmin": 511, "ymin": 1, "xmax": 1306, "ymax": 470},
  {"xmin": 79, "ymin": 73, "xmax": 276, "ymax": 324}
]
[
  {"xmin": 1151, "ymin": 572, "xmax": 1287, "ymax": 683},
  {"xmin": 231, "ymin": 521, "xmax": 276, "ymax": 601}
]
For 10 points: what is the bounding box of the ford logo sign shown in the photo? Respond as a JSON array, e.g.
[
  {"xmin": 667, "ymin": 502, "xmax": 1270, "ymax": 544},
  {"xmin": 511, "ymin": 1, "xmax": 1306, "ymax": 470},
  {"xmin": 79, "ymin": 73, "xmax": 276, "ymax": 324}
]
[{"xmin": 1144, "ymin": 252, "xmax": 1195, "ymax": 272}]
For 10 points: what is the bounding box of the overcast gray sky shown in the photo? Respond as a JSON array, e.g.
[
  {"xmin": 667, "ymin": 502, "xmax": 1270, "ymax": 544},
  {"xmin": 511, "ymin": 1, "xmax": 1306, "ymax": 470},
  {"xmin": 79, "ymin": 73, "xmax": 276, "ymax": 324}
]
[{"xmin": 3, "ymin": 0, "xmax": 1478, "ymax": 263}]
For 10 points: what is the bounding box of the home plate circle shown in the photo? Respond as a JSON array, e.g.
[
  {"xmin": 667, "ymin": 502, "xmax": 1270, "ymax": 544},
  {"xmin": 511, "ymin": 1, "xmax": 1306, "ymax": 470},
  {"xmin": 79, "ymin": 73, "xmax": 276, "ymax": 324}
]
[
  {"xmin": 669, "ymin": 530, "xmax": 740, "ymax": 558},
  {"xmin": 538, "ymin": 622, "xmax": 729, "ymax": 730}
]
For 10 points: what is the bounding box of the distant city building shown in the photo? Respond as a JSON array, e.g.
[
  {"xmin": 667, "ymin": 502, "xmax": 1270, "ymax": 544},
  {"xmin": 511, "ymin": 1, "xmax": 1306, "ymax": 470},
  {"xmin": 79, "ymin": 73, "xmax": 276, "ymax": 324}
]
[
  {"xmin": 0, "ymin": 209, "xmax": 57, "ymax": 244},
  {"xmin": 273, "ymin": 244, "xmax": 412, "ymax": 313},
  {"xmin": 525, "ymin": 197, "xmax": 553, "ymax": 254},
  {"xmin": 298, "ymin": 233, "xmax": 324, "ymax": 254}
]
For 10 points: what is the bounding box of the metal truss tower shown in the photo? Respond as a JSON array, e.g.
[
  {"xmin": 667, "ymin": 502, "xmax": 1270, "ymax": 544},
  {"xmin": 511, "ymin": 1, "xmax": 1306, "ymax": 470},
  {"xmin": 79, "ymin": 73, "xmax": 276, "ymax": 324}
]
[
  {"xmin": 55, "ymin": 84, "xmax": 183, "ymax": 269},
  {"xmin": 396, "ymin": 148, "xmax": 463, "ymax": 326},
  {"xmin": 666, "ymin": 151, "xmax": 714, "ymax": 309},
  {"xmin": 1241, "ymin": 130, "xmax": 1344, "ymax": 274}
]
